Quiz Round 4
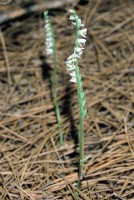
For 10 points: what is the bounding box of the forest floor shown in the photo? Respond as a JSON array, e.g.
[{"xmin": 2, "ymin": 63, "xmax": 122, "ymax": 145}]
[{"xmin": 0, "ymin": 0, "xmax": 134, "ymax": 199}]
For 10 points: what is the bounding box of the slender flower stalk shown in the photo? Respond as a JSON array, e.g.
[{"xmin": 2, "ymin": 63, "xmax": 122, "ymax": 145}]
[
  {"xmin": 44, "ymin": 11, "xmax": 63, "ymax": 145},
  {"xmin": 66, "ymin": 10, "xmax": 87, "ymax": 190}
]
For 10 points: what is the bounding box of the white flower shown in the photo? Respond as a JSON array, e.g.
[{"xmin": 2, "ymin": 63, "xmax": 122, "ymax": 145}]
[
  {"xmin": 66, "ymin": 59, "xmax": 73, "ymax": 65},
  {"xmin": 66, "ymin": 55, "xmax": 77, "ymax": 82},
  {"xmin": 67, "ymin": 53, "xmax": 80, "ymax": 60},
  {"xmin": 70, "ymin": 71, "xmax": 76, "ymax": 78},
  {"xmin": 46, "ymin": 41, "xmax": 51, "ymax": 47},
  {"xmin": 44, "ymin": 24, "xmax": 49, "ymax": 29},
  {"xmin": 69, "ymin": 10, "xmax": 84, "ymax": 27},
  {"xmin": 78, "ymin": 19, "xmax": 84, "ymax": 27},
  {"xmin": 66, "ymin": 65, "xmax": 74, "ymax": 71},
  {"xmin": 78, "ymin": 38, "xmax": 86, "ymax": 47},
  {"xmin": 70, "ymin": 76, "xmax": 76, "ymax": 83},
  {"xmin": 75, "ymin": 47, "xmax": 84, "ymax": 55},
  {"xmin": 72, "ymin": 19, "xmax": 84, "ymax": 27},
  {"xmin": 66, "ymin": 65, "xmax": 75, "ymax": 71},
  {"xmin": 69, "ymin": 15, "xmax": 75, "ymax": 20},
  {"xmin": 79, "ymin": 28, "xmax": 87, "ymax": 38},
  {"xmin": 69, "ymin": 10, "xmax": 75, "ymax": 14},
  {"xmin": 66, "ymin": 57, "xmax": 76, "ymax": 81},
  {"xmin": 66, "ymin": 60, "xmax": 75, "ymax": 71},
  {"xmin": 46, "ymin": 48, "xmax": 53, "ymax": 55}
]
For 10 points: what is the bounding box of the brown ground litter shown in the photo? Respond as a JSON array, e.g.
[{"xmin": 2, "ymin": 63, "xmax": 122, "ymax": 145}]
[{"xmin": 0, "ymin": 0, "xmax": 134, "ymax": 199}]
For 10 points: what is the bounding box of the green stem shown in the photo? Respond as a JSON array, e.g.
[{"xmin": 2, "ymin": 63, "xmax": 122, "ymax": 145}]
[
  {"xmin": 75, "ymin": 63, "xmax": 84, "ymax": 190},
  {"xmin": 44, "ymin": 11, "xmax": 63, "ymax": 145},
  {"xmin": 74, "ymin": 15, "xmax": 84, "ymax": 190},
  {"xmin": 51, "ymin": 32, "xmax": 63, "ymax": 145}
]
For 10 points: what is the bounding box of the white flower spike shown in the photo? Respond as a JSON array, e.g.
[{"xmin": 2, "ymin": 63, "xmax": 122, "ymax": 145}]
[
  {"xmin": 66, "ymin": 10, "xmax": 87, "ymax": 83},
  {"xmin": 44, "ymin": 11, "xmax": 53, "ymax": 55},
  {"xmin": 65, "ymin": 10, "xmax": 87, "ymax": 188},
  {"xmin": 44, "ymin": 11, "xmax": 64, "ymax": 145}
]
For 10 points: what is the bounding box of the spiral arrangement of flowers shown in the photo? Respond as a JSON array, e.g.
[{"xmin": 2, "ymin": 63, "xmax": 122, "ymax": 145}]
[
  {"xmin": 66, "ymin": 10, "xmax": 87, "ymax": 83},
  {"xmin": 44, "ymin": 11, "xmax": 54, "ymax": 55},
  {"xmin": 66, "ymin": 9, "xmax": 87, "ymax": 118},
  {"xmin": 44, "ymin": 9, "xmax": 87, "ymax": 190},
  {"xmin": 66, "ymin": 9, "xmax": 87, "ymax": 190},
  {"xmin": 44, "ymin": 11, "xmax": 63, "ymax": 145}
]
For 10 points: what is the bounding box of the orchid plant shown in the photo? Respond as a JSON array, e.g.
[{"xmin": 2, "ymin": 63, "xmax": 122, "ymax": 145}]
[
  {"xmin": 44, "ymin": 11, "xmax": 63, "ymax": 145},
  {"xmin": 66, "ymin": 9, "xmax": 87, "ymax": 190},
  {"xmin": 44, "ymin": 9, "xmax": 87, "ymax": 193}
]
